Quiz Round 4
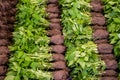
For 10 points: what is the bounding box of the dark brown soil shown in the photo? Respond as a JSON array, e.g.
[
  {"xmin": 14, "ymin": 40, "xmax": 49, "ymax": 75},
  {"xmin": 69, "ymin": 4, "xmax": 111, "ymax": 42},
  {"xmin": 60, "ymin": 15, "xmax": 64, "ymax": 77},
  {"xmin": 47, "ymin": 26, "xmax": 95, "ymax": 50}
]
[
  {"xmin": 0, "ymin": 39, "xmax": 9, "ymax": 46},
  {"xmin": 46, "ymin": 4, "xmax": 60, "ymax": 13},
  {"xmin": 9, "ymin": 1, "xmax": 18, "ymax": 6},
  {"xmin": 0, "ymin": 55, "xmax": 8, "ymax": 65},
  {"xmin": 50, "ymin": 35, "xmax": 64, "ymax": 45},
  {"xmin": 47, "ymin": 29, "xmax": 61, "ymax": 36},
  {"xmin": 104, "ymin": 59, "xmax": 118, "ymax": 70},
  {"xmin": 53, "ymin": 70, "xmax": 68, "ymax": 80},
  {"xmin": 52, "ymin": 54, "xmax": 65, "ymax": 61},
  {"xmin": 7, "ymin": 8, "xmax": 16, "ymax": 16},
  {"xmin": 6, "ymin": 16, "xmax": 16, "ymax": 24},
  {"xmin": 0, "ymin": 46, "xmax": 10, "ymax": 55},
  {"xmin": 92, "ymin": 25, "xmax": 106, "ymax": 31},
  {"xmin": 0, "ymin": 76, "xmax": 5, "ymax": 80},
  {"xmin": 101, "ymin": 70, "xmax": 118, "ymax": 77},
  {"xmin": 91, "ymin": 12, "xmax": 105, "ymax": 26},
  {"xmin": 91, "ymin": 12, "xmax": 104, "ymax": 17},
  {"xmin": 97, "ymin": 43, "xmax": 113, "ymax": 54},
  {"xmin": 52, "ymin": 61, "xmax": 67, "ymax": 70},
  {"xmin": 0, "ymin": 0, "xmax": 17, "ymax": 78},
  {"xmin": 99, "ymin": 54, "xmax": 116, "ymax": 60},
  {"xmin": 93, "ymin": 29, "xmax": 109, "ymax": 40},
  {"xmin": 90, "ymin": 0, "xmax": 103, "ymax": 12},
  {"xmin": 51, "ymin": 45, "xmax": 66, "ymax": 54},
  {"xmin": 0, "ymin": 66, "xmax": 7, "ymax": 75},
  {"xmin": 1, "ymin": 17, "xmax": 15, "ymax": 24},
  {"xmin": 91, "ymin": 0, "xmax": 118, "ymax": 79},
  {"xmin": 49, "ymin": 18, "xmax": 61, "ymax": 23},
  {"xmin": 48, "ymin": 13, "xmax": 60, "ymax": 19},
  {"xmin": 95, "ymin": 39, "xmax": 108, "ymax": 44},
  {"xmin": 0, "ymin": 24, "xmax": 14, "ymax": 30},
  {"xmin": 0, "ymin": 30, "xmax": 12, "ymax": 39},
  {"xmin": 46, "ymin": 7, "xmax": 60, "ymax": 13},
  {"xmin": 47, "ymin": 4, "xmax": 59, "ymax": 8},
  {"xmin": 100, "ymin": 77, "xmax": 118, "ymax": 80},
  {"xmin": 0, "ymin": 1, "xmax": 11, "ymax": 11},
  {"xmin": 49, "ymin": 23, "xmax": 62, "ymax": 30},
  {"xmin": 92, "ymin": 16, "xmax": 105, "ymax": 26},
  {"xmin": 47, "ymin": 1, "xmax": 68, "ymax": 79}
]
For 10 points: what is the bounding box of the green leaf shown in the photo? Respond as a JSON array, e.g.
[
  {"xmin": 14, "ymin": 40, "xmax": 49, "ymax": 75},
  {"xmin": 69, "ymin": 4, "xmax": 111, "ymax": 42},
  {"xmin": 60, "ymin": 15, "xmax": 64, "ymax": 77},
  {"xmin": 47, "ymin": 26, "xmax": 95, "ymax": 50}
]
[
  {"xmin": 5, "ymin": 75, "xmax": 15, "ymax": 80},
  {"xmin": 118, "ymin": 34, "xmax": 120, "ymax": 38},
  {"xmin": 30, "ymin": 62, "xmax": 38, "ymax": 70},
  {"xmin": 113, "ymin": 18, "xmax": 120, "ymax": 23},
  {"xmin": 15, "ymin": 76, "xmax": 21, "ymax": 80}
]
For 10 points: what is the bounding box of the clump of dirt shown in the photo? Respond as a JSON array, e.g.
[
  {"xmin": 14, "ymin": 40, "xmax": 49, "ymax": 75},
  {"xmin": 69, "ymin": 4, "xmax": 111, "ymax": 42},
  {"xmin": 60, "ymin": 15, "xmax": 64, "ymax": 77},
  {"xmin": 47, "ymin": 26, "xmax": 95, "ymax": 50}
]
[
  {"xmin": 0, "ymin": 39, "xmax": 9, "ymax": 46},
  {"xmin": 0, "ymin": 55, "xmax": 8, "ymax": 65},
  {"xmin": 7, "ymin": 8, "xmax": 16, "ymax": 16},
  {"xmin": 99, "ymin": 54, "xmax": 116, "ymax": 60},
  {"xmin": 97, "ymin": 43, "xmax": 113, "ymax": 54},
  {"xmin": 91, "ymin": 0, "xmax": 103, "ymax": 12},
  {"xmin": 49, "ymin": 18, "xmax": 61, "ymax": 23},
  {"xmin": 0, "ymin": 46, "xmax": 10, "ymax": 55},
  {"xmin": 47, "ymin": 29, "xmax": 61, "ymax": 36},
  {"xmin": 53, "ymin": 70, "xmax": 68, "ymax": 80},
  {"xmin": 104, "ymin": 59, "xmax": 118, "ymax": 70},
  {"xmin": 48, "ymin": 13, "xmax": 60, "ymax": 19},
  {"xmin": 6, "ymin": 16, "xmax": 16, "ymax": 24},
  {"xmin": 0, "ymin": 66, "xmax": 7, "ymax": 75},
  {"xmin": 0, "ymin": 24, "xmax": 14, "ymax": 31},
  {"xmin": 49, "ymin": 23, "xmax": 62, "ymax": 30},
  {"xmin": 52, "ymin": 61, "xmax": 67, "ymax": 70},
  {"xmin": 93, "ymin": 29, "xmax": 109, "ymax": 40},
  {"xmin": 101, "ymin": 70, "xmax": 118, "ymax": 77},
  {"xmin": 0, "ymin": 76, "xmax": 5, "ymax": 80},
  {"xmin": 52, "ymin": 53, "xmax": 65, "ymax": 61},
  {"xmin": 46, "ymin": 4, "xmax": 60, "ymax": 13},
  {"xmin": 51, "ymin": 45, "xmax": 66, "ymax": 54},
  {"xmin": 0, "ymin": 30, "xmax": 12, "ymax": 39},
  {"xmin": 91, "ymin": 12, "xmax": 105, "ymax": 26},
  {"xmin": 92, "ymin": 16, "xmax": 105, "ymax": 26},
  {"xmin": 50, "ymin": 35, "xmax": 64, "ymax": 45}
]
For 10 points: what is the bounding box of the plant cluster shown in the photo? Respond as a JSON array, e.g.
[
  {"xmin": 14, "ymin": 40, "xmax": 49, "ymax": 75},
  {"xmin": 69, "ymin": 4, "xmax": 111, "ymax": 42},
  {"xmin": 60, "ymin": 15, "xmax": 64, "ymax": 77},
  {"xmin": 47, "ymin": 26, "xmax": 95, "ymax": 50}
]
[
  {"xmin": 102, "ymin": 0, "xmax": 120, "ymax": 78},
  {"xmin": 59, "ymin": 0, "xmax": 105, "ymax": 80},
  {"xmin": 5, "ymin": 0, "xmax": 53, "ymax": 80}
]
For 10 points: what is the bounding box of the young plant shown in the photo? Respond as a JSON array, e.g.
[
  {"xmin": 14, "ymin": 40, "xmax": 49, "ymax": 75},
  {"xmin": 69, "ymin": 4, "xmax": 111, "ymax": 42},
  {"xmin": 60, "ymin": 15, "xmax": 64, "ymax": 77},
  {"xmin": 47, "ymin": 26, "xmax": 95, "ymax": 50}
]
[
  {"xmin": 5, "ymin": 0, "xmax": 53, "ymax": 80},
  {"xmin": 59, "ymin": 0, "xmax": 105, "ymax": 79}
]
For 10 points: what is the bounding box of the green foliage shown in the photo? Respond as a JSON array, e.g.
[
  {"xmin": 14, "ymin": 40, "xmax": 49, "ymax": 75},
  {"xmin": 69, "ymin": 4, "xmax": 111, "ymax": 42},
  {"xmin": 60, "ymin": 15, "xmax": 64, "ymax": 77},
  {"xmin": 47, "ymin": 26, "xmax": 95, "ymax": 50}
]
[
  {"xmin": 5, "ymin": 0, "xmax": 53, "ymax": 80},
  {"xmin": 103, "ymin": 0, "xmax": 120, "ymax": 57},
  {"xmin": 59, "ymin": 0, "xmax": 105, "ymax": 80},
  {"xmin": 66, "ymin": 41, "xmax": 105, "ymax": 80},
  {"xmin": 102, "ymin": 0, "xmax": 120, "ymax": 78}
]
